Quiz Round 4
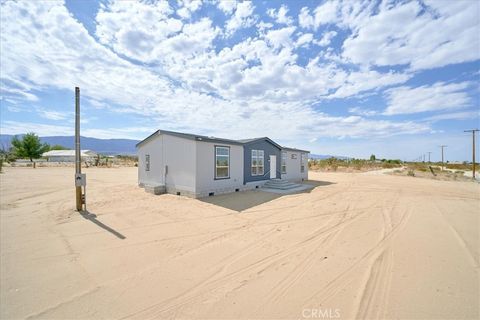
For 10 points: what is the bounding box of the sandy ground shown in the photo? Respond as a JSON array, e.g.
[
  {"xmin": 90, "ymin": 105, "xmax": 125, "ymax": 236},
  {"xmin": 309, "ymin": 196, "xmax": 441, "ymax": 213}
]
[{"xmin": 0, "ymin": 167, "xmax": 478, "ymax": 320}]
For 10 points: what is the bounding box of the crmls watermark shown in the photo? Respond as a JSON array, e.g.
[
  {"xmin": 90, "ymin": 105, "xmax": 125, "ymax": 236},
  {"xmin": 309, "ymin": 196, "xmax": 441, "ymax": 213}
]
[{"xmin": 302, "ymin": 308, "xmax": 341, "ymax": 319}]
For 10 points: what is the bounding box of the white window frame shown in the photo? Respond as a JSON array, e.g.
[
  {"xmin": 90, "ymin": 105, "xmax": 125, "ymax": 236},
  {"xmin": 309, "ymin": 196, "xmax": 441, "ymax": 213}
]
[
  {"xmin": 281, "ymin": 152, "xmax": 287, "ymax": 174},
  {"xmin": 215, "ymin": 146, "xmax": 230, "ymax": 179},
  {"xmin": 251, "ymin": 149, "xmax": 264, "ymax": 176},
  {"xmin": 145, "ymin": 154, "xmax": 150, "ymax": 171}
]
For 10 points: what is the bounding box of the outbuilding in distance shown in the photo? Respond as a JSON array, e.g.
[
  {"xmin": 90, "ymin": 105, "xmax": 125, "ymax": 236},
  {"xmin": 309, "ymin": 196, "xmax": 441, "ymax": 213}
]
[
  {"xmin": 136, "ymin": 129, "xmax": 309, "ymax": 198},
  {"xmin": 42, "ymin": 150, "xmax": 97, "ymax": 162}
]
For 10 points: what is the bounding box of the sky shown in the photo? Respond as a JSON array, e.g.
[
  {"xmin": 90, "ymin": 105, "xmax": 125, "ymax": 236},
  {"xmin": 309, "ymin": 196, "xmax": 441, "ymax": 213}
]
[{"xmin": 0, "ymin": 0, "xmax": 479, "ymax": 161}]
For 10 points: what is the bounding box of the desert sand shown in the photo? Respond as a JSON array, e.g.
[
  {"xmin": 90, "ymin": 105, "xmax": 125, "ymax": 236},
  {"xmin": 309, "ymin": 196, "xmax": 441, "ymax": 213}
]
[{"xmin": 0, "ymin": 167, "xmax": 478, "ymax": 319}]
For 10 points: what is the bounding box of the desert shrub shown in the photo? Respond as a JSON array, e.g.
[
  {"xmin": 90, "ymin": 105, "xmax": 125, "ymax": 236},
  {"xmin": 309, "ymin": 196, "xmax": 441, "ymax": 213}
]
[
  {"xmin": 325, "ymin": 157, "xmax": 338, "ymax": 171},
  {"xmin": 350, "ymin": 159, "xmax": 364, "ymax": 170},
  {"xmin": 382, "ymin": 162, "xmax": 400, "ymax": 169},
  {"xmin": 407, "ymin": 169, "xmax": 415, "ymax": 177},
  {"xmin": 446, "ymin": 163, "xmax": 473, "ymax": 170}
]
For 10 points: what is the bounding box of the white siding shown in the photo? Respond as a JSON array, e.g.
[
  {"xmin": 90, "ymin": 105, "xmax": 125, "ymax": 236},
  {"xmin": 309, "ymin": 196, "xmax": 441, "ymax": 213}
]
[
  {"xmin": 281, "ymin": 150, "xmax": 309, "ymax": 181},
  {"xmin": 195, "ymin": 141, "xmax": 244, "ymax": 197},
  {"xmin": 163, "ymin": 134, "xmax": 196, "ymax": 192},
  {"xmin": 137, "ymin": 133, "xmax": 164, "ymax": 186}
]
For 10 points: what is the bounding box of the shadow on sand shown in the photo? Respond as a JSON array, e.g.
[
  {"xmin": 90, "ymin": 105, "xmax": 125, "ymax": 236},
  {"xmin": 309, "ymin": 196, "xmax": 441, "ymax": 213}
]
[
  {"xmin": 80, "ymin": 210, "xmax": 126, "ymax": 239},
  {"xmin": 199, "ymin": 180, "xmax": 335, "ymax": 212}
]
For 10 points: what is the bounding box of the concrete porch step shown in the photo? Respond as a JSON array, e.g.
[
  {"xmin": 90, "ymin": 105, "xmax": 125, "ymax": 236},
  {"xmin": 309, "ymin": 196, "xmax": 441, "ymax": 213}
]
[{"xmin": 263, "ymin": 179, "xmax": 301, "ymax": 190}]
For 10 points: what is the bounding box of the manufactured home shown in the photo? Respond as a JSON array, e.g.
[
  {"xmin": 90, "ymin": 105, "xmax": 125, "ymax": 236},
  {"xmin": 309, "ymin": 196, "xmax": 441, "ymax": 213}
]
[{"xmin": 137, "ymin": 130, "xmax": 309, "ymax": 198}]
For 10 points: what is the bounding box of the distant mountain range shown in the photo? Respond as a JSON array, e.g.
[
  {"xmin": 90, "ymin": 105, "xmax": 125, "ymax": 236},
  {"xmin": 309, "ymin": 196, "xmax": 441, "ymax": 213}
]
[
  {"xmin": 0, "ymin": 134, "xmax": 348, "ymax": 158},
  {"xmin": 0, "ymin": 134, "xmax": 140, "ymax": 155}
]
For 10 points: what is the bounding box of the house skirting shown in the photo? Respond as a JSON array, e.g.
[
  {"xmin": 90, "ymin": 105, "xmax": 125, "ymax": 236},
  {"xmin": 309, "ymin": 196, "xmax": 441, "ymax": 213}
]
[{"xmin": 140, "ymin": 179, "xmax": 272, "ymax": 198}]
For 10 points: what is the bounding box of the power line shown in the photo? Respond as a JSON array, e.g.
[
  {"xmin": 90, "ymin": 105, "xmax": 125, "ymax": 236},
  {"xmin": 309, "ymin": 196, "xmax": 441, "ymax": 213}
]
[{"xmin": 464, "ymin": 129, "xmax": 479, "ymax": 180}]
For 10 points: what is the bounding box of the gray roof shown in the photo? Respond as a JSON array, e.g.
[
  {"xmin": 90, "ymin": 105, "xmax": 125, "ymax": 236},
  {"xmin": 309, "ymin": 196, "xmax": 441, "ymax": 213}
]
[
  {"xmin": 136, "ymin": 129, "xmax": 244, "ymax": 147},
  {"xmin": 136, "ymin": 129, "xmax": 310, "ymax": 153},
  {"xmin": 282, "ymin": 146, "xmax": 310, "ymax": 153},
  {"xmin": 42, "ymin": 150, "xmax": 97, "ymax": 157},
  {"xmin": 237, "ymin": 137, "xmax": 283, "ymax": 150}
]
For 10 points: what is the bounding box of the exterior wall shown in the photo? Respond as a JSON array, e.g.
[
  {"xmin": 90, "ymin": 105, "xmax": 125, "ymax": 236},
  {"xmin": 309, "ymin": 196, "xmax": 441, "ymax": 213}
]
[
  {"xmin": 195, "ymin": 141, "xmax": 245, "ymax": 198},
  {"xmin": 137, "ymin": 134, "xmax": 197, "ymax": 195},
  {"xmin": 243, "ymin": 140, "xmax": 281, "ymax": 183},
  {"xmin": 163, "ymin": 134, "xmax": 196, "ymax": 194},
  {"xmin": 46, "ymin": 155, "xmax": 95, "ymax": 162},
  {"xmin": 281, "ymin": 150, "xmax": 309, "ymax": 182},
  {"xmin": 137, "ymin": 134, "xmax": 165, "ymax": 186},
  {"xmin": 47, "ymin": 156, "xmax": 75, "ymax": 162}
]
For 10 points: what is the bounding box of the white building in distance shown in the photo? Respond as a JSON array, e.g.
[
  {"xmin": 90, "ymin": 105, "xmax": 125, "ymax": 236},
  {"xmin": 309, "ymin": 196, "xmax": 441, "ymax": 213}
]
[{"xmin": 42, "ymin": 150, "xmax": 97, "ymax": 162}]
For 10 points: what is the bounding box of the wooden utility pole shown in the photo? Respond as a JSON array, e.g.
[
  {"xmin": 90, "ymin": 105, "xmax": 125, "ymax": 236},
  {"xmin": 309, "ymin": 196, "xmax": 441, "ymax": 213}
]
[
  {"xmin": 75, "ymin": 87, "xmax": 82, "ymax": 211},
  {"xmin": 439, "ymin": 145, "xmax": 447, "ymax": 171},
  {"xmin": 427, "ymin": 151, "xmax": 432, "ymax": 163},
  {"xmin": 464, "ymin": 129, "xmax": 479, "ymax": 179}
]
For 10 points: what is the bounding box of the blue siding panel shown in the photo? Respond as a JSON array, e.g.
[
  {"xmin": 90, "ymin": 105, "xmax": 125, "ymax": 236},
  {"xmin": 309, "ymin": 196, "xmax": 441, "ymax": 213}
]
[{"xmin": 243, "ymin": 139, "xmax": 281, "ymax": 183}]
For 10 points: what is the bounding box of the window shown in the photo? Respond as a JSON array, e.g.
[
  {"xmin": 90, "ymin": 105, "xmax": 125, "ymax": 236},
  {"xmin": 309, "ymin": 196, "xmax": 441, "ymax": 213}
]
[
  {"xmin": 251, "ymin": 150, "xmax": 264, "ymax": 176},
  {"xmin": 215, "ymin": 146, "xmax": 230, "ymax": 179},
  {"xmin": 301, "ymin": 153, "xmax": 306, "ymax": 173},
  {"xmin": 281, "ymin": 152, "xmax": 287, "ymax": 174},
  {"xmin": 145, "ymin": 154, "xmax": 150, "ymax": 171}
]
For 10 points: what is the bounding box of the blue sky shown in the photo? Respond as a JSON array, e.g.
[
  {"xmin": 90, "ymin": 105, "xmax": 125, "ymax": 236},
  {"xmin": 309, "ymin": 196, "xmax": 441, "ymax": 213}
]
[{"xmin": 0, "ymin": 0, "xmax": 479, "ymax": 161}]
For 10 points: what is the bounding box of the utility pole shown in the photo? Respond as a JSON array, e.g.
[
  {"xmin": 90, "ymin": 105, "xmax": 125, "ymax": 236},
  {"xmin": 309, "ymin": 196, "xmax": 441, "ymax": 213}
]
[
  {"xmin": 439, "ymin": 145, "xmax": 447, "ymax": 171},
  {"xmin": 464, "ymin": 129, "xmax": 479, "ymax": 179},
  {"xmin": 74, "ymin": 87, "xmax": 86, "ymax": 211},
  {"xmin": 427, "ymin": 151, "xmax": 432, "ymax": 163}
]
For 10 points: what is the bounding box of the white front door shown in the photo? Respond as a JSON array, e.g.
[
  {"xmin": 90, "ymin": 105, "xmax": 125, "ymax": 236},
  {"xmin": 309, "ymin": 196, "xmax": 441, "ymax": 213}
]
[{"xmin": 270, "ymin": 155, "xmax": 276, "ymax": 179}]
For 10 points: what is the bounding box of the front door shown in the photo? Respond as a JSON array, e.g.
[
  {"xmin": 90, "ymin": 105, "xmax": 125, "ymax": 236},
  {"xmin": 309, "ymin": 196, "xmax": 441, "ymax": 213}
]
[{"xmin": 270, "ymin": 155, "xmax": 276, "ymax": 179}]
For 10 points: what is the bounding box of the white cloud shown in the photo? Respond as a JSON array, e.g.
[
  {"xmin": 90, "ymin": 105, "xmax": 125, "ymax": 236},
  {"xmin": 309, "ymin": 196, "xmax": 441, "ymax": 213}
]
[
  {"xmin": 341, "ymin": 0, "xmax": 480, "ymax": 70},
  {"xmin": 265, "ymin": 26, "xmax": 296, "ymax": 49},
  {"xmin": 4, "ymin": 0, "xmax": 474, "ymax": 145},
  {"xmin": 384, "ymin": 82, "xmax": 472, "ymax": 115},
  {"xmin": 295, "ymin": 33, "xmax": 313, "ymax": 48},
  {"xmin": 1, "ymin": 121, "xmax": 74, "ymax": 137},
  {"xmin": 313, "ymin": 0, "xmax": 339, "ymax": 26},
  {"xmin": 316, "ymin": 30, "xmax": 337, "ymax": 46},
  {"xmin": 267, "ymin": 5, "xmax": 293, "ymax": 25},
  {"xmin": 224, "ymin": 1, "xmax": 256, "ymax": 36},
  {"xmin": 176, "ymin": 0, "xmax": 202, "ymax": 19},
  {"xmin": 1, "ymin": 83, "xmax": 38, "ymax": 102},
  {"xmin": 37, "ymin": 109, "xmax": 68, "ymax": 121},
  {"xmin": 95, "ymin": 0, "xmax": 182, "ymax": 62},
  {"xmin": 298, "ymin": 7, "xmax": 315, "ymax": 29},
  {"xmin": 425, "ymin": 110, "xmax": 480, "ymax": 122},
  {"xmin": 329, "ymin": 69, "xmax": 411, "ymax": 99},
  {"xmin": 348, "ymin": 107, "xmax": 377, "ymax": 117},
  {"xmin": 217, "ymin": 0, "xmax": 237, "ymax": 15},
  {"xmin": 0, "ymin": 121, "xmax": 156, "ymax": 140}
]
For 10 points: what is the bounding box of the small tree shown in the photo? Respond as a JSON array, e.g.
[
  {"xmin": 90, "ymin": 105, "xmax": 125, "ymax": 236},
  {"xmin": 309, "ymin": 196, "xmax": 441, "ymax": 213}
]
[
  {"xmin": 370, "ymin": 154, "xmax": 376, "ymax": 161},
  {"xmin": 11, "ymin": 133, "xmax": 49, "ymax": 167}
]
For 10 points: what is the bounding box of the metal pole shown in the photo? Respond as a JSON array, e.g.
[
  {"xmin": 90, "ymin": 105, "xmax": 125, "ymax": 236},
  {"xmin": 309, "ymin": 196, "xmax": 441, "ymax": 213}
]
[
  {"xmin": 439, "ymin": 145, "xmax": 447, "ymax": 171},
  {"xmin": 427, "ymin": 152, "xmax": 431, "ymax": 163},
  {"xmin": 75, "ymin": 87, "xmax": 82, "ymax": 211},
  {"xmin": 464, "ymin": 129, "xmax": 479, "ymax": 179}
]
